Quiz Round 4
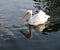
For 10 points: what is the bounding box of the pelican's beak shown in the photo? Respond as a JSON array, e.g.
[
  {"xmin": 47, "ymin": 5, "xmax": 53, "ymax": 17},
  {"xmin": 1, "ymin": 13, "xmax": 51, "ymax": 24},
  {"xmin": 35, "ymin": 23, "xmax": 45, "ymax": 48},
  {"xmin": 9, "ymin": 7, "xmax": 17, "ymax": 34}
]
[{"xmin": 19, "ymin": 13, "xmax": 29, "ymax": 24}]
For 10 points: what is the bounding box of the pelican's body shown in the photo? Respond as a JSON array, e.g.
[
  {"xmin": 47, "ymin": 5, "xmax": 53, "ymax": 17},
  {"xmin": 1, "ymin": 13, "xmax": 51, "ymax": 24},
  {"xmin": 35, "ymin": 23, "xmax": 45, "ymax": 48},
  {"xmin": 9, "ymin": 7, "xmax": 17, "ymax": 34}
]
[
  {"xmin": 28, "ymin": 10, "xmax": 50, "ymax": 25},
  {"xmin": 19, "ymin": 10, "xmax": 50, "ymax": 38}
]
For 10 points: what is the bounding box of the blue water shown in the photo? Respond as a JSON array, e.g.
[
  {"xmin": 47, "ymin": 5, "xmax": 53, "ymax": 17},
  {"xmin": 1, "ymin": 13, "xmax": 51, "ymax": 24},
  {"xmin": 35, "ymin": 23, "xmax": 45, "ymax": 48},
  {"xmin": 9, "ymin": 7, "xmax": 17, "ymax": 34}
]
[{"xmin": 0, "ymin": 0, "xmax": 60, "ymax": 50}]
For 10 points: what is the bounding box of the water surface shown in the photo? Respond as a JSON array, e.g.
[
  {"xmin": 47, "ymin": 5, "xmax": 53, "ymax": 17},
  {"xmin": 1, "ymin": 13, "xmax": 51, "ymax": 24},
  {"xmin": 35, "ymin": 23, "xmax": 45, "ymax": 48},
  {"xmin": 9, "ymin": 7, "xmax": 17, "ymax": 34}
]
[{"xmin": 0, "ymin": 0, "xmax": 60, "ymax": 50}]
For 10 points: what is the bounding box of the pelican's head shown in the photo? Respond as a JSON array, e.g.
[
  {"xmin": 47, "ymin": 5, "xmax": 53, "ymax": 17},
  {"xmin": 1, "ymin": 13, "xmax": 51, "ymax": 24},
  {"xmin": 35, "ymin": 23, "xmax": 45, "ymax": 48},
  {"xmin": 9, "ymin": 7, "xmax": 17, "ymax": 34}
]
[
  {"xmin": 19, "ymin": 10, "xmax": 32, "ymax": 24},
  {"xmin": 26, "ymin": 10, "xmax": 32, "ymax": 17}
]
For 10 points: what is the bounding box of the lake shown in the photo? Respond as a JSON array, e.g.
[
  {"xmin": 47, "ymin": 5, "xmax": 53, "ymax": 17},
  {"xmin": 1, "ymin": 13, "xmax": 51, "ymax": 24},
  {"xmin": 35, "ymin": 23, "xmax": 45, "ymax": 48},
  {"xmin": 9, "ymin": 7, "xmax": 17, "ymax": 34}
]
[{"xmin": 0, "ymin": 0, "xmax": 60, "ymax": 50}]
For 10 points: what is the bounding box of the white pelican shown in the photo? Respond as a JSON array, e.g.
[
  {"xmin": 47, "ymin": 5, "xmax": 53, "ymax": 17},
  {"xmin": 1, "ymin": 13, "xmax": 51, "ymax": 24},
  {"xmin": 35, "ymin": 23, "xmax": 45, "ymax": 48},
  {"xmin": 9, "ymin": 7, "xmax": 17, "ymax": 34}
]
[
  {"xmin": 19, "ymin": 10, "xmax": 50, "ymax": 25},
  {"xmin": 19, "ymin": 10, "xmax": 50, "ymax": 38}
]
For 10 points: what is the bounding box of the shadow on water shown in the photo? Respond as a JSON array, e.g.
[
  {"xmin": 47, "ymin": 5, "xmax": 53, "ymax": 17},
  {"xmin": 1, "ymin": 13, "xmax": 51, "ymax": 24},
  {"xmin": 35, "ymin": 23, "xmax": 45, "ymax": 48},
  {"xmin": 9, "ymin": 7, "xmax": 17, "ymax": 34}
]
[
  {"xmin": 42, "ymin": 22, "xmax": 60, "ymax": 33},
  {"xmin": 19, "ymin": 30, "xmax": 32, "ymax": 39},
  {"xmin": 19, "ymin": 19, "xmax": 60, "ymax": 38}
]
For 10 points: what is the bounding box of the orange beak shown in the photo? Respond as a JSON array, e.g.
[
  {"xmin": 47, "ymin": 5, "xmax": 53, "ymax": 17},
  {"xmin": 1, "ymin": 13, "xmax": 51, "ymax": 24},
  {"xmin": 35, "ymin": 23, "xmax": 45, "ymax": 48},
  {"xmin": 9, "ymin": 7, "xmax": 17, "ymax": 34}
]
[{"xmin": 18, "ymin": 13, "xmax": 28, "ymax": 24}]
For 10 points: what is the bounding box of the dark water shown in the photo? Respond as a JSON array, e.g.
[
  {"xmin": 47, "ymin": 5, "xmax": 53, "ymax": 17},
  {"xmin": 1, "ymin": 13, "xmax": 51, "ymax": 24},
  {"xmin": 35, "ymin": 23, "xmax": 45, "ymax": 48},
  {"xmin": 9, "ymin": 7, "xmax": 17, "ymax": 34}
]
[{"xmin": 0, "ymin": 0, "xmax": 60, "ymax": 50}]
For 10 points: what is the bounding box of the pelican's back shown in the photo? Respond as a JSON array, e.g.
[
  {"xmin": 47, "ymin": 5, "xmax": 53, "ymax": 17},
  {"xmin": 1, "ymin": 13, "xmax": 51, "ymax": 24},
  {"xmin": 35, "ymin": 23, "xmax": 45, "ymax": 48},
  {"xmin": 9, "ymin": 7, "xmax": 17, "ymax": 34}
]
[{"xmin": 28, "ymin": 10, "xmax": 50, "ymax": 25}]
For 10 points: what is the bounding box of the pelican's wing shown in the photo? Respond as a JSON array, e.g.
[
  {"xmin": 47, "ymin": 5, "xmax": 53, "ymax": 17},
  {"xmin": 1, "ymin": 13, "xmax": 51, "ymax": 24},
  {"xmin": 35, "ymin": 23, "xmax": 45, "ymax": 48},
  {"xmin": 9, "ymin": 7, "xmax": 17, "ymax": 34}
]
[
  {"xmin": 29, "ymin": 13, "xmax": 42, "ymax": 25},
  {"xmin": 28, "ymin": 10, "xmax": 50, "ymax": 25}
]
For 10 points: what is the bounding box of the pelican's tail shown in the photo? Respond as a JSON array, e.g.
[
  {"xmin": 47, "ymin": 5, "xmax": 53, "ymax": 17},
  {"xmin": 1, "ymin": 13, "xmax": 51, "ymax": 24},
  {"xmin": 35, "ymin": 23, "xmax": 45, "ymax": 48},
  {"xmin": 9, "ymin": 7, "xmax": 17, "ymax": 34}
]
[{"xmin": 45, "ymin": 15, "xmax": 50, "ymax": 18}]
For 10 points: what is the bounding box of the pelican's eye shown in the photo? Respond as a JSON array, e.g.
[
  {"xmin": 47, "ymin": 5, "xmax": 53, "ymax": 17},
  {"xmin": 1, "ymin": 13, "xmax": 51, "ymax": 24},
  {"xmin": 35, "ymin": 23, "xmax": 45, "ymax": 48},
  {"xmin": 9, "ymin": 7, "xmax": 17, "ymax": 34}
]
[{"xmin": 26, "ymin": 12, "xmax": 29, "ymax": 15}]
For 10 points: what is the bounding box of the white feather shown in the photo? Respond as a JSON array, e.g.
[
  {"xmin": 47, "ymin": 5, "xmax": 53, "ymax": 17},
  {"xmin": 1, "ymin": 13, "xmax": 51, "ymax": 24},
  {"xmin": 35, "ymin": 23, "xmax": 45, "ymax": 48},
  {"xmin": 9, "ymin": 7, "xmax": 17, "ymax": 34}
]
[{"xmin": 28, "ymin": 10, "xmax": 50, "ymax": 25}]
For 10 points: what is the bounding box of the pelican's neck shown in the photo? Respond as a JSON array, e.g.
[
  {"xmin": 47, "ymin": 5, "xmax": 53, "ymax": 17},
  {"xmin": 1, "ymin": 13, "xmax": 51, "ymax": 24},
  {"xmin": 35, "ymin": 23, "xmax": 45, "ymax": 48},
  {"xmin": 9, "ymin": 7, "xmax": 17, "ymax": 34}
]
[{"xmin": 29, "ymin": 12, "xmax": 32, "ymax": 19}]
